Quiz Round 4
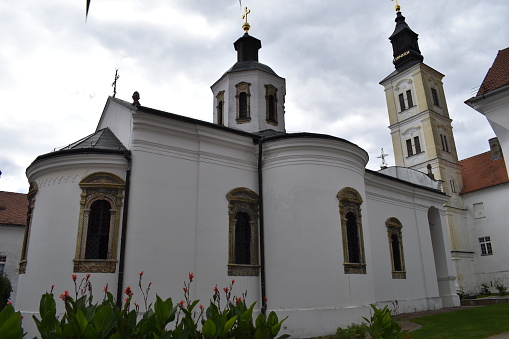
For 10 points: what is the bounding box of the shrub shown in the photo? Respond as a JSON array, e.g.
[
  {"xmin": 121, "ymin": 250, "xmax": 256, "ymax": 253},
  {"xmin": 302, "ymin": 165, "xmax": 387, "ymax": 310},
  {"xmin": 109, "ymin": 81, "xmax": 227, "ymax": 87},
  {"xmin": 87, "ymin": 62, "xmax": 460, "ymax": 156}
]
[
  {"xmin": 332, "ymin": 323, "xmax": 368, "ymax": 338},
  {"xmin": 457, "ymin": 290, "xmax": 472, "ymax": 300},
  {"xmin": 0, "ymin": 274, "xmax": 12, "ymax": 311},
  {"xmin": 362, "ymin": 304, "xmax": 409, "ymax": 339},
  {"xmin": 480, "ymin": 283, "xmax": 491, "ymax": 295},
  {"xmin": 496, "ymin": 283, "xmax": 508, "ymax": 296}
]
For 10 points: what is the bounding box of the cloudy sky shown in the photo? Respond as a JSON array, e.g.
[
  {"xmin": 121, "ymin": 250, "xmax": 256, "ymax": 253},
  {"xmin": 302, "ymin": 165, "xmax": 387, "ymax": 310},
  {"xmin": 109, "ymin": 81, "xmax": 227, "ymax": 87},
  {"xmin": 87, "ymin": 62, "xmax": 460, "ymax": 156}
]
[{"xmin": 1, "ymin": 0, "xmax": 508, "ymax": 193}]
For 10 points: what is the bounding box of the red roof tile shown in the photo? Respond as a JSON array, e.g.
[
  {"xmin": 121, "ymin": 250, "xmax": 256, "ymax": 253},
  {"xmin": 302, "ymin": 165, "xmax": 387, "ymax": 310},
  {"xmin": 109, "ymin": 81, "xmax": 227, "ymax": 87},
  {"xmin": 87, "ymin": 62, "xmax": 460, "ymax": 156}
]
[
  {"xmin": 460, "ymin": 152, "xmax": 509, "ymax": 194},
  {"xmin": 477, "ymin": 47, "xmax": 509, "ymax": 96},
  {"xmin": 0, "ymin": 191, "xmax": 28, "ymax": 226}
]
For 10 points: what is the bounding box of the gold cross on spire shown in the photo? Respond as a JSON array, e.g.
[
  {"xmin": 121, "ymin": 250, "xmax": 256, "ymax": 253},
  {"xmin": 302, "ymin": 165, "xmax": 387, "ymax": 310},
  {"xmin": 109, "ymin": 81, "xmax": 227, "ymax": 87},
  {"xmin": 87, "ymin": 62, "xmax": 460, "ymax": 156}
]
[
  {"xmin": 391, "ymin": 0, "xmax": 401, "ymax": 12},
  {"xmin": 242, "ymin": 7, "xmax": 251, "ymax": 33}
]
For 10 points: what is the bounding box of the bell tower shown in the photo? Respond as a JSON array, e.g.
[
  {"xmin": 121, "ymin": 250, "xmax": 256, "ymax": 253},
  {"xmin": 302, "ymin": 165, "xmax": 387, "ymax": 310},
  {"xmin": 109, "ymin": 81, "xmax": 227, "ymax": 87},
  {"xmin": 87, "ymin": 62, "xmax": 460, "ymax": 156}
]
[
  {"xmin": 380, "ymin": 4, "xmax": 473, "ymax": 292},
  {"xmin": 211, "ymin": 7, "xmax": 286, "ymax": 134}
]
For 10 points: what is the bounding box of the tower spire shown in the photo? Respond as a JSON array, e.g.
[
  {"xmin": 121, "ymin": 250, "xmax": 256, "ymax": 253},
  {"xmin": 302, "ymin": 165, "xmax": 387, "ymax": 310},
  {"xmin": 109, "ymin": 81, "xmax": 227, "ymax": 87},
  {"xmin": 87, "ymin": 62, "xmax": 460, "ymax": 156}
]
[{"xmin": 389, "ymin": 7, "xmax": 423, "ymax": 70}]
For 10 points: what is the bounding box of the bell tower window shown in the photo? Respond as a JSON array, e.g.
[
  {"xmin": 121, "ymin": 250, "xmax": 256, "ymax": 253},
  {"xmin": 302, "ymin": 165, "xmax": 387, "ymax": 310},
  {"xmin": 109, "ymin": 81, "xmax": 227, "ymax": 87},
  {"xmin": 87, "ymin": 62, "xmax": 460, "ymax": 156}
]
[
  {"xmin": 431, "ymin": 88, "xmax": 440, "ymax": 107},
  {"xmin": 235, "ymin": 82, "xmax": 251, "ymax": 122},
  {"xmin": 216, "ymin": 91, "xmax": 224, "ymax": 126},
  {"xmin": 265, "ymin": 84, "xmax": 278, "ymax": 125}
]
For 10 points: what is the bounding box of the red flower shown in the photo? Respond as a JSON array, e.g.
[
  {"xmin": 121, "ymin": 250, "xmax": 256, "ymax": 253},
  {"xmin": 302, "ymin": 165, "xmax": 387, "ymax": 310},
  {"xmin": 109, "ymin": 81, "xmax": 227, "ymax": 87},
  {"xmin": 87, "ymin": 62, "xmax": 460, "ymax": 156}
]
[
  {"xmin": 199, "ymin": 304, "xmax": 204, "ymax": 310},
  {"xmin": 235, "ymin": 297, "xmax": 243, "ymax": 305},
  {"xmin": 139, "ymin": 271, "xmax": 144, "ymax": 277},
  {"xmin": 124, "ymin": 298, "xmax": 129, "ymax": 303},
  {"xmin": 263, "ymin": 296, "xmax": 268, "ymax": 302},
  {"xmin": 222, "ymin": 287, "xmax": 229, "ymax": 293},
  {"xmin": 188, "ymin": 272, "xmax": 194, "ymax": 282},
  {"xmin": 124, "ymin": 286, "xmax": 133, "ymax": 296},
  {"xmin": 20, "ymin": 315, "xmax": 24, "ymax": 320},
  {"xmin": 179, "ymin": 300, "xmax": 185, "ymax": 308},
  {"xmin": 103, "ymin": 284, "xmax": 109, "ymax": 292},
  {"xmin": 231, "ymin": 280, "xmax": 235, "ymax": 285},
  {"xmin": 183, "ymin": 287, "xmax": 188, "ymax": 293},
  {"xmin": 149, "ymin": 282, "xmax": 152, "ymax": 287},
  {"xmin": 86, "ymin": 274, "xmax": 91, "ymax": 279},
  {"xmin": 72, "ymin": 275, "xmax": 77, "ymax": 282},
  {"xmin": 7, "ymin": 301, "xmax": 11, "ymax": 305},
  {"xmin": 213, "ymin": 286, "xmax": 219, "ymax": 294},
  {"xmin": 60, "ymin": 290, "xmax": 70, "ymax": 301}
]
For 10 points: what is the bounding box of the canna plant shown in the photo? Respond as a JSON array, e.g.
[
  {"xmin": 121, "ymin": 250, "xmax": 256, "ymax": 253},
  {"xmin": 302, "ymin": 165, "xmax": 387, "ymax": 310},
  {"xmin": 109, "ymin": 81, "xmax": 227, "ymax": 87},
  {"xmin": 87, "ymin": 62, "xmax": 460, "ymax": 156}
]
[{"xmin": 29, "ymin": 272, "xmax": 289, "ymax": 339}]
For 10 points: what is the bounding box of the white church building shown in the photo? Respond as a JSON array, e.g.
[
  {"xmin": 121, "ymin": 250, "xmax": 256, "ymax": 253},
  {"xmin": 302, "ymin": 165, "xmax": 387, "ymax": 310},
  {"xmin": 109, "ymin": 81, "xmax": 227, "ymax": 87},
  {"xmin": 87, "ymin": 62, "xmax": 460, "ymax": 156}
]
[{"xmin": 14, "ymin": 8, "xmax": 464, "ymax": 338}]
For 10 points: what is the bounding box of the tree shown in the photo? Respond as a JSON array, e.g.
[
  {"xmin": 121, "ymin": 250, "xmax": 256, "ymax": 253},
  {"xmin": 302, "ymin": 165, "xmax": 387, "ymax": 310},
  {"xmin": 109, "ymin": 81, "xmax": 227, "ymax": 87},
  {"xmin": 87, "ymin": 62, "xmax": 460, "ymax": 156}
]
[{"xmin": 0, "ymin": 273, "xmax": 12, "ymax": 311}]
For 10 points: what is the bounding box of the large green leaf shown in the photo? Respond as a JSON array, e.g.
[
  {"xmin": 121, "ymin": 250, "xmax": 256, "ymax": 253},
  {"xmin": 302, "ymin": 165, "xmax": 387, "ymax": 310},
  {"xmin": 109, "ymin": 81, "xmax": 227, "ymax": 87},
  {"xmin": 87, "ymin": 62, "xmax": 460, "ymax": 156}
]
[{"xmin": 202, "ymin": 319, "xmax": 217, "ymax": 339}]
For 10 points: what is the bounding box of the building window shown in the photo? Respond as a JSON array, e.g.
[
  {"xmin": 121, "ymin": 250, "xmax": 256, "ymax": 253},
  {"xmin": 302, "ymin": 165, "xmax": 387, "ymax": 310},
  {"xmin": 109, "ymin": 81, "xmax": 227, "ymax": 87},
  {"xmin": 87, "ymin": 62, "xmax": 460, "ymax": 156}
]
[
  {"xmin": 406, "ymin": 90, "xmax": 414, "ymax": 108},
  {"xmin": 0, "ymin": 255, "xmax": 6, "ymax": 275},
  {"xmin": 226, "ymin": 187, "xmax": 260, "ymax": 276},
  {"xmin": 450, "ymin": 179, "xmax": 457, "ymax": 194},
  {"xmin": 431, "ymin": 88, "xmax": 440, "ymax": 107},
  {"xmin": 406, "ymin": 139, "xmax": 413, "ymax": 157},
  {"xmin": 473, "ymin": 202, "xmax": 485, "ymax": 219},
  {"xmin": 19, "ymin": 181, "xmax": 38, "ymax": 274},
  {"xmin": 337, "ymin": 187, "xmax": 366, "ymax": 274},
  {"xmin": 399, "ymin": 93, "xmax": 406, "ymax": 111},
  {"xmin": 74, "ymin": 172, "xmax": 125, "ymax": 273},
  {"xmin": 235, "ymin": 82, "xmax": 251, "ymax": 122},
  {"xmin": 440, "ymin": 134, "xmax": 449, "ymax": 152},
  {"xmin": 386, "ymin": 218, "xmax": 406, "ymax": 279},
  {"xmin": 414, "ymin": 136, "xmax": 422, "ymax": 154},
  {"xmin": 265, "ymin": 85, "xmax": 278, "ymax": 125},
  {"xmin": 216, "ymin": 91, "xmax": 224, "ymax": 126},
  {"xmin": 479, "ymin": 237, "xmax": 493, "ymax": 256}
]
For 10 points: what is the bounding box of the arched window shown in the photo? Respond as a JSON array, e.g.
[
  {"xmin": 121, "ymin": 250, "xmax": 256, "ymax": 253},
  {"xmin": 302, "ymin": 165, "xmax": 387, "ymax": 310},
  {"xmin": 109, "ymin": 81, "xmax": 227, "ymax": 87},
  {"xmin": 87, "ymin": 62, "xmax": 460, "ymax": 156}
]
[
  {"xmin": 85, "ymin": 200, "xmax": 111, "ymax": 259},
  {"xmin": 74, "ymin": 172, "xmax": 125, "ymax": 273},
  {"xmin": 235, "ymin": 82, "xmax": 251, "ymax": 122},
  {"xmin": 386, "ymin": 217, "xmax": 406, "ymax": 279},
  {"xmin": 226, "ymin": 187, "xmax": 259, "ymax": 276},
  {"xmin": 234, "ymin": 212, "xmax": 251, "ymax": 265},
  {"xmin": 217, "ymin": 101, "xmax": 224, "ymax": 126},
  {"xmin": 265, "ymin": 85, "xmax": 278, "ymax": 124},
  {"xmin": 337, "ymin": 187, "xmax": 366, "ymax": 274}
]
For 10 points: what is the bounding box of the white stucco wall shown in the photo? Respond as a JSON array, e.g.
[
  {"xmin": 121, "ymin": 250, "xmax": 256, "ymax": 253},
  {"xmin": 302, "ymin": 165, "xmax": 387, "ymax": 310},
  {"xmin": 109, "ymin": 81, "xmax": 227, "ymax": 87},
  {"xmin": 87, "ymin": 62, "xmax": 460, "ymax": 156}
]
[{"xmin": 0, "ymin": 224, "xmax": 25, "ymax": 307}]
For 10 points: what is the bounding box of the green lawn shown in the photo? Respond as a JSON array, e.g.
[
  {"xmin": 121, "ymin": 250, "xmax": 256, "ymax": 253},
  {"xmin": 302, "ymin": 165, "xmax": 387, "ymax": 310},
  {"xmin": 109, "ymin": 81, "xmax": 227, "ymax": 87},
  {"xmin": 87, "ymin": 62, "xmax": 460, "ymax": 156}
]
[{"xmin": 410, "ymin": 303, "xmax": 509, "ymax": 339}]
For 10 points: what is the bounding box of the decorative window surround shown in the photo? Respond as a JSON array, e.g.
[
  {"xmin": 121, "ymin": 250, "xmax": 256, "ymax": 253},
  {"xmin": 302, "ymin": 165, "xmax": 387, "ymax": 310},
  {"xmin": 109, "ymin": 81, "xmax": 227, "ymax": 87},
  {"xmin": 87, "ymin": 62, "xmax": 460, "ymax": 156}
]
[
  {"xmin": 235, "ymin": 82, "xmax": 251, "ymax": 123},
  {"xmin": 386, "ymin": 217, "xmax": 406, "ymax": 279},
  {"xmin": 216, "ymin": 91, "xmax": 225, "ymax": 126},
  {"xmin": 337, "ymin": 187, "xmax": 366, "ymax": 274},
  {"xmin": 265, "ymin": 85, "xmax": 278, "ymax": 125},
  {"xmin": 19, "ymin": 181, "xmax": 38, "ymax": 274},
  {"xmin": 74, "ymin": 172, "xmax": 125, "ymax": 273},
  {"xmin": 226, "ymin": 187, "xmax": 260, "ymax": 276}
]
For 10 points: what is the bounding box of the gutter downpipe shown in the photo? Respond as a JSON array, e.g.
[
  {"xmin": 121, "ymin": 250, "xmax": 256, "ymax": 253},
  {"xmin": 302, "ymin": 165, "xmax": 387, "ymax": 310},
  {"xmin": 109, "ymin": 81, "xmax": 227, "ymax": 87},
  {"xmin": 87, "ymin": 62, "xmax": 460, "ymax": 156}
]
[
  {"xmin": 257, "ymin": 138, "xmax": 267, "ymax": 316},
  {"xmin": 116, "ymin": 150, "xmax": 132, "ymax": 307}
]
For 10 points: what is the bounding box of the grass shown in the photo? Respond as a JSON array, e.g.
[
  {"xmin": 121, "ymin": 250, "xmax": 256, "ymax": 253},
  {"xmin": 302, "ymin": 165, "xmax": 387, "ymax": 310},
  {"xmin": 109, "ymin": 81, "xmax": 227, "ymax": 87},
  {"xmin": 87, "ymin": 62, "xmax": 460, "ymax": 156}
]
[{"xmin": 410, "ymin": 303, "xmax": 509, "ymax": 339}]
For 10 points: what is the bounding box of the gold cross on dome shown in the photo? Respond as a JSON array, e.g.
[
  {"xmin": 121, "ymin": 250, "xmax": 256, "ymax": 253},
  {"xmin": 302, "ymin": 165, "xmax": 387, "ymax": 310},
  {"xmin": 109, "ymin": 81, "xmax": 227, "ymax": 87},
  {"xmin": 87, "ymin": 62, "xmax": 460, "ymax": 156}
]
[
  {"xmin": 391, "ymin": 0, "xmax": 401, "ymax": 12},
  {"xmin": 242, "ymin": 7, "xmax": 251, "ymax": 33}
]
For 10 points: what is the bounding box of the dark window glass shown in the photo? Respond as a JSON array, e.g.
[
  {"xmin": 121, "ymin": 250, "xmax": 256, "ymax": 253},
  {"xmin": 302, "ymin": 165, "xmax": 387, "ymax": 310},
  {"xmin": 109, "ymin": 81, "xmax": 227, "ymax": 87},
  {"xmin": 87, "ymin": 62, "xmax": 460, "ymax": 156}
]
[
  {"xmin": 406, "ymin": 139, "xmax": 413, "ymax": 157},
  {"xmin": 406, "ymin": 90, "xmax": 413, "ymax": 108},
  {"xmin": 346, "ymin": 212, "xmax": 360, "ymax": 264},
  {"xmin": 391, "ymin": 234, "xmax": 402, "ymax": 271},
  {"xmin": 85, "ymin": 200, "xmax": 111, "ymax": 259},
  {"xmin": 217, "ymin": 101, "xmax": 223, "ymax": 125},
  {"xmin": 239, "ymin": 92, "xmax": 248, "ymax": 119},
  {"xmin": 399, "ymin": 93, "xmax": 406, "ymax": 111},
  {"xmin": 268, "ymin": 95, "xmax": 276, "ymax": 121},
  {"xmin": 414, "ymin": 136, "xmax": 421, "ymax": 154},
  {"xmin": 235, "ymin": 212, "xmax": 251, "ymax": 264},
  {"xmin": 431, "ymin": 88, "xmax": 440, "ymax": 106}
]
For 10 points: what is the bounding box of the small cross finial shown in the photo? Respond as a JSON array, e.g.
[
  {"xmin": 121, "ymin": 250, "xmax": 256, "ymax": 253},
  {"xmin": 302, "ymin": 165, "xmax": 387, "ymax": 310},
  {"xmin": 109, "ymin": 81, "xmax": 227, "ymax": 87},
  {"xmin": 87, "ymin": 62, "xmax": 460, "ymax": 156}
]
[
  {"xmin": 111, "ymin": 69, "xmax": 119, "ymax": 98},
  {"xmin": 378, "ymin": 148, "xmax": 390, "ymax": 169},
  {"xmin": 241, "ymin": 7, "xmax": 251, "ymax": 33},
  {"xmin": 391, "ymin": 0, "xmax": 401, "ymax": 12}
]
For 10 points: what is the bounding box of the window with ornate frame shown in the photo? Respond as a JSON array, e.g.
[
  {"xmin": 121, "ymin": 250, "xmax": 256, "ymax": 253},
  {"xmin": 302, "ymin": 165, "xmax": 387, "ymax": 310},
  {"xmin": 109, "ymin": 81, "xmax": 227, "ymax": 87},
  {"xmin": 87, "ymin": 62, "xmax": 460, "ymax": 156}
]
[
  {"xmin": 337, "ymin": 187, "xmax": 366, "ymax": 274},
  {"xmin": 74, "ymin": 172, "xmax": 125, "ymax": 273},
  {"xmin": 216, "ymin": 91, "xmax": 225, "ymax": 126},
  {"xmin": 265, "ymin": 84, "xmax": 278, "ymax": 125},
  {"xmin": 19, "ymin": 181, "xmax": 38, "ymax": 274},
  {"xmin": 226, "ymin": 187, "xmax": 259, "ymax": 276},
  {"xmin": 386, "ymin": 217, "xmax": 406, "ymax": 279},
  {"xmin": 235, "ymin": 82, "xmax": 251, "ymax": 122}
]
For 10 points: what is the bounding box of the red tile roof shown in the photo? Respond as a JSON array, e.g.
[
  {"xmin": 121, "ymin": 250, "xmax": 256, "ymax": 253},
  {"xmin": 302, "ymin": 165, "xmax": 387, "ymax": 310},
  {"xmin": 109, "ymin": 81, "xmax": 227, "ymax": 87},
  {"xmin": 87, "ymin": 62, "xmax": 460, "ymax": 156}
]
[
  {"xmin": 460, "ymin": 152, "xmax": 509, "ymax": 194},
  {"xmin": 477, "ymin": 47, "xmax": 509, "ymax": 96},
  {"xmin": 0, "ymin": 191, "xmax": 28, "ymax": 226}
]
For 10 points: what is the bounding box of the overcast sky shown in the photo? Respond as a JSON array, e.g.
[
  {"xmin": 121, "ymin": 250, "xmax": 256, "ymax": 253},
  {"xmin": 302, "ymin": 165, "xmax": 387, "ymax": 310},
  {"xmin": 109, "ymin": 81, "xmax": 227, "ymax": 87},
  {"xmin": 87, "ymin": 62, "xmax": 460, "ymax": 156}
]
[{"xmin": 1, "ymin": 0, "xmax": 508, "ymax": 193}]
